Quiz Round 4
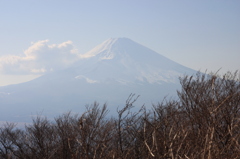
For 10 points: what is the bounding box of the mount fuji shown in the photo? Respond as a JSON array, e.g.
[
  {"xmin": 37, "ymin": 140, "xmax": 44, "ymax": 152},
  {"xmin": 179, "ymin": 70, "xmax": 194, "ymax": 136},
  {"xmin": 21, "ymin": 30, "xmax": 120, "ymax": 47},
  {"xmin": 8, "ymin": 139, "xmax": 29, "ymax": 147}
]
[{"xmin": 0, "ymin": 38, "xmax": 196, "ymax": 123}]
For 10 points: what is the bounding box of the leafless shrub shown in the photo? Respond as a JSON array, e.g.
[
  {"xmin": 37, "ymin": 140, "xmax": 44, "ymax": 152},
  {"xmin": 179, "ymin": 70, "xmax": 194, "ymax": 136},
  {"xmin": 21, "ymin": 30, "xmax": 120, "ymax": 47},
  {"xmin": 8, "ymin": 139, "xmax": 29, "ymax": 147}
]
[
  {"xmin": 178, "ymin": 71, "xmax": 240, "ymax": 158},
  {"xmin": 114, "ymin": 93, "xmax": 145, "ymax": 159},
  {"xmin": 0, "ymin": 123, "xmax": 16, "ymax": 159},
  {"xmin": 0, "ymin": 71, "xmax": 239, "ymax": 158}
]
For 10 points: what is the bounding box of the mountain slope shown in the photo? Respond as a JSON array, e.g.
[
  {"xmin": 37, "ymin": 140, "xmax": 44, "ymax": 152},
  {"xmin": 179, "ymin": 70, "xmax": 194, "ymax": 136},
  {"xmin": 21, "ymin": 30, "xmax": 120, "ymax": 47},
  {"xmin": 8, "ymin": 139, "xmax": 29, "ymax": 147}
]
[
  {"xmin": 71, "ymin": 37, "xmax": 195, "ymax": 84},
  {"xmin": 0, "ymin": 38, "xmax": 196, "ymax": 123}
]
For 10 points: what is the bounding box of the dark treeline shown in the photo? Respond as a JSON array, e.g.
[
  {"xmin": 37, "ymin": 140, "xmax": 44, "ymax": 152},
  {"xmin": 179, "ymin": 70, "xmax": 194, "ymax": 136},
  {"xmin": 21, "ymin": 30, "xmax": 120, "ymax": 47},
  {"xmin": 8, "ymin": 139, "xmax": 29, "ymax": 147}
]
[{"xmin": 0, "ymin": 72, "xmax": 240, "ymax": 159}]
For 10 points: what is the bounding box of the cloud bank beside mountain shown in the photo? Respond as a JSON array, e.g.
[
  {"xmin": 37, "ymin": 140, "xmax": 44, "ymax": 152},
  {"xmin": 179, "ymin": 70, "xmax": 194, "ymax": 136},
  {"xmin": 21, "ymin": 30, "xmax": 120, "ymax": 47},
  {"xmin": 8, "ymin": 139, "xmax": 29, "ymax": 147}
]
[{"xmin": 0, "ymin": 40, "xmax": 80, "ymax": 75}]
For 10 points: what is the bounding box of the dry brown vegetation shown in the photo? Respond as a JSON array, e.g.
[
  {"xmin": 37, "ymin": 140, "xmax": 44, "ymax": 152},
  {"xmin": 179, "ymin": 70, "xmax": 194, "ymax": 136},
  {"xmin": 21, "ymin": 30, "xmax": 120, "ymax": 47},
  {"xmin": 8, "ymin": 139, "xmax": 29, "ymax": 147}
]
[{"xmin": 1, "ymin": 72, "xmax": 240, "ymax": 159}]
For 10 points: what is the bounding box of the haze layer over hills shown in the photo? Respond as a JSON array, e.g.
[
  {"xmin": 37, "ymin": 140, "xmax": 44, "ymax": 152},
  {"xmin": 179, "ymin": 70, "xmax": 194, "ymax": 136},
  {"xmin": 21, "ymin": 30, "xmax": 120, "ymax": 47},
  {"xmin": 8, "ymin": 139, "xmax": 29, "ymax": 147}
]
[{"xmin": 0, "ymin": 38, "xmax": 196, "ymax": 123}]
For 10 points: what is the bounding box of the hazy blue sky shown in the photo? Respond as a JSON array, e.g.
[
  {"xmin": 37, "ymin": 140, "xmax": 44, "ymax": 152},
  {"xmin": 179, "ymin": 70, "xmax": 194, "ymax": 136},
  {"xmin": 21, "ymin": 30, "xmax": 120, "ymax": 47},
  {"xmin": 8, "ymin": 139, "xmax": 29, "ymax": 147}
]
[{"xmin": 0, "ymin": 0, "xmax": 239, "ymax": 86}]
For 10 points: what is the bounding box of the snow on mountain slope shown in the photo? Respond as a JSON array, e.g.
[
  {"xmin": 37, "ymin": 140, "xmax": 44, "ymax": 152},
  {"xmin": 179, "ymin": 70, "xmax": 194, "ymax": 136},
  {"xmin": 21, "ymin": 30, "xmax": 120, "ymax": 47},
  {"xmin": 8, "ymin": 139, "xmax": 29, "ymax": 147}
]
[
  {"xmin": 72, "ymin": 37, "xmax": 195, "ymax": 84},
  {"xmin": 0, "ymin": 38, "xmax": 196, "ymax": 123}
]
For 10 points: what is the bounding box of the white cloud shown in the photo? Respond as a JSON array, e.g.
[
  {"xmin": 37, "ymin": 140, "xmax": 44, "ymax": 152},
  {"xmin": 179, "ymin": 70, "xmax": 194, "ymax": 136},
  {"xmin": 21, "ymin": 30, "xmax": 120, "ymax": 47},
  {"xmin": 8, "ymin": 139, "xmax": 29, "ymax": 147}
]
[
  {"xmin": 0, "ymin": 40, "xmax": 80, "ymax": 75},
  {"xmin": 75, "ymin": 75, "xmax": 98, "ymax": 84}
]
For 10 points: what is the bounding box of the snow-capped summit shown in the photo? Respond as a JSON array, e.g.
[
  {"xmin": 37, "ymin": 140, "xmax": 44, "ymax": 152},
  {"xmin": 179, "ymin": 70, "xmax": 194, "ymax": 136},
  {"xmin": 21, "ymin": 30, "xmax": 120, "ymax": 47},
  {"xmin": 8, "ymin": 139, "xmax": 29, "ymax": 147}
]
[
  {"xmin": 74, "ymin": 37, "xmax": 195, "ymax": 84},
  {"xmin": 83, "ymin": 37, "xmax": 164, "ymax": 60},
  {"xmin": 82, "ymin": 38, "xmax": 120, "ymax": 59}
]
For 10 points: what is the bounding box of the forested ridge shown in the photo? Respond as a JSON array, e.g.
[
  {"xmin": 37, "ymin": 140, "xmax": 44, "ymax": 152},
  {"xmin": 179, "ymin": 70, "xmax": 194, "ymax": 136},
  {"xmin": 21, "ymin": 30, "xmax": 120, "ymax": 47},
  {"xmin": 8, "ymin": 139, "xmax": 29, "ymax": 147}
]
[{"xmin": 1, "ymin": 72, "xmax": 240, "ymax": 159}]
